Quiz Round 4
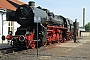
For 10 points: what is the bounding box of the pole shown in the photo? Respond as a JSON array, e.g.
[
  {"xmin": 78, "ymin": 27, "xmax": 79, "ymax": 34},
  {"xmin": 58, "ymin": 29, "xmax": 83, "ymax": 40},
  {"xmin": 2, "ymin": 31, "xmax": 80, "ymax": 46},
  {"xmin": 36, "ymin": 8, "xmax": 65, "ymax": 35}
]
[
  {"xmin": 36, "ymin": 17, "xmax": 38, "ymax": 57},
  {"xmin": 83, "ymin": 8, "xmax": 85, "ymax": 27}
]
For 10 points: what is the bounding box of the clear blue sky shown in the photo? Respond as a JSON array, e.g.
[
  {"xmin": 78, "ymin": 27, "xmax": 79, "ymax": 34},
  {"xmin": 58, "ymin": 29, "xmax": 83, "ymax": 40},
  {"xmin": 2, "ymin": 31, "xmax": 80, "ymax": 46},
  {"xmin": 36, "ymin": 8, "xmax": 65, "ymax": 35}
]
[{"xmin": 21, "ymin": 0, "xmax": 90, "ymax": 26}]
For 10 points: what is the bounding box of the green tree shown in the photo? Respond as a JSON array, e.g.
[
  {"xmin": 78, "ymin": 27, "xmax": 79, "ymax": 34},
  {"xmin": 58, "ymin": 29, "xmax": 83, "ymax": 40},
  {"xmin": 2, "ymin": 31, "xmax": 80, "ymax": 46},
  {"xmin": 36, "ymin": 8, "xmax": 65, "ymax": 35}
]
[{"xmin": 85, "ymin": 22, "xmax": 90, "ymax": 32}]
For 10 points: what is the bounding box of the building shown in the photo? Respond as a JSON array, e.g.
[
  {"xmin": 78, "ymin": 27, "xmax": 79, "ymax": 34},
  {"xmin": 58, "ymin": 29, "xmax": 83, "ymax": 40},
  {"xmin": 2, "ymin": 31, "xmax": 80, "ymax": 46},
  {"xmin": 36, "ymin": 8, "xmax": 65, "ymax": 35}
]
[{"xmin": 0, "ymin": 0, "xmax": 25, "ymax": 43}]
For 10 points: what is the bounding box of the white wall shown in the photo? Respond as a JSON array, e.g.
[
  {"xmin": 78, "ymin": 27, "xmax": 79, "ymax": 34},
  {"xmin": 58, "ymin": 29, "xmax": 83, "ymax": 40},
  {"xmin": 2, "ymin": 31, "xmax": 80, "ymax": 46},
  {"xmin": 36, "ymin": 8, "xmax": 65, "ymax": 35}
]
[
  {"xmin": 0, "ymin": 13, "xmax": 2, "ymax": 43},
  {"xmin": 81, "ymin": 32, "xmax": 90, "ymax": 37},
  {"xmin": 3, "ymin": 14, "xmax": 8, "ymax": 43},
  {"xmin": 0, "ymin": 12, "xmax": 8, "ymax": 43},
  {"xmin": 13, "ymin": 22, "xmax": 20, "ymax": 35}
]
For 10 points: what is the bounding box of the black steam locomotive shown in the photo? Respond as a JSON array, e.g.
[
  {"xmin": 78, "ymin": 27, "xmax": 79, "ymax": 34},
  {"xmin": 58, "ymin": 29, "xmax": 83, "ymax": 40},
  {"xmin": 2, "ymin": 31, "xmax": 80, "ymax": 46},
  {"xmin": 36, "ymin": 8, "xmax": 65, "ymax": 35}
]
[{"xmin": 5, "ymin": 1, "xmax": 78, "ymax": 49}]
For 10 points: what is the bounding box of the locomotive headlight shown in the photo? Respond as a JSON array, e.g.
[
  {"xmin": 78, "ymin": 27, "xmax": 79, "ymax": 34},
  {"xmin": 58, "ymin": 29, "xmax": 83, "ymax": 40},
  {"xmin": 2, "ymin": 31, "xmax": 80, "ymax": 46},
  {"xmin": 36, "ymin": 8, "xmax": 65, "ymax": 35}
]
[
  {"xmin": 19, "ymin": 35, "xmax": 25, "ymax": 42},
  {"xmin": 8, "ymin": 31, "xmax": 12, "ymax": 35},
  {"xmin": 39, "ymin": 32, "xmax": 42, "ymax": 35},
  {"xmin": 26, "ymin": 31, "xmax": 29, "ymax": 35},
  {"xmin": 39, "ymin": 32, "xmax": 44, "ymax": 35}
]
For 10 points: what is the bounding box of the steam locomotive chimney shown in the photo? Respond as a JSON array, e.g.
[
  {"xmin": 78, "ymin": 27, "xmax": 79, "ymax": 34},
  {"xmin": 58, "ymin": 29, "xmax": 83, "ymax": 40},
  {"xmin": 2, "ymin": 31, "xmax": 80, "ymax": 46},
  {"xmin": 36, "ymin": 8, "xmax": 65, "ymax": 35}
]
[
  {"xmin": 83, "ymin": 8, "xmax": 85, "ymax": 27},
  {"xmin": 28, "ymin": 1, "xmax": 35, "ymax": 7}
]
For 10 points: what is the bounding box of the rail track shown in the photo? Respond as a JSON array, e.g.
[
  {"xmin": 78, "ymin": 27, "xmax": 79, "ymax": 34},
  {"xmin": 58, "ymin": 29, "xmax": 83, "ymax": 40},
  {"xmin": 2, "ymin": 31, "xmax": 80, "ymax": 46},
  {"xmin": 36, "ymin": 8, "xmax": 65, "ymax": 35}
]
[{"xmin": 0, "ymin": 43, "xmax": 60, "ymax": 55}]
